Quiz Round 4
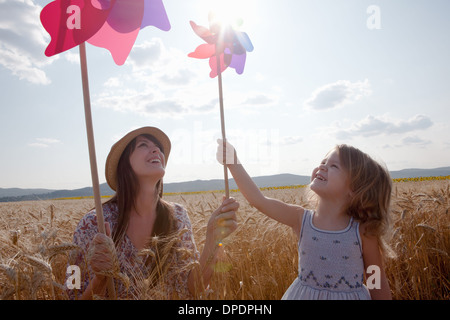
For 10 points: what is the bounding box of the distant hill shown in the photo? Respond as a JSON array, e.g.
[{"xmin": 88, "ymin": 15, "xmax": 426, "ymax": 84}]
[
  {"xmin": 0, "ymin": 174, "xmax": 308, "ymax": 202},
  {"xmin": 1, "ymin": 167, "xmax": 449, "ymax": 202},
  {"xmin": 0, "ymin": 187, "xmax": 56, "ymax": 198},
  {"xmin": 0, "ymin": 184, "xmax": 115, "ymax": 203},
  {"xmin": 163, "ymin": 173, "xmax": 310, "ymax": 194},
  {"xmin": 389, "ymin": 167, "xmax": 450, "ymax": 179}
]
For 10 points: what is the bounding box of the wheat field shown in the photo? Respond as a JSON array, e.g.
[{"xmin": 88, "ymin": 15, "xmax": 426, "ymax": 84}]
[{"xmin": 0, "ymin": 180, "xmax": 448, "ymax": 300}]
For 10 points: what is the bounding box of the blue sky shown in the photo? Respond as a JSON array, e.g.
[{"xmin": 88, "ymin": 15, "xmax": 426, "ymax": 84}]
[{"xmin": 1, "ymin": 0, "xmax": 449, "ymax": 189}]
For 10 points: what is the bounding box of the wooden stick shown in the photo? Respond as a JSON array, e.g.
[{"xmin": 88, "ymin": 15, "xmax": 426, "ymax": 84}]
[
  {"xmin": 216, "ymin": 54, "xmax": 229, "ymax": 199},
  {"xmin": 79, "ymin": 42, "xmax": 116, "ymax": 300}
]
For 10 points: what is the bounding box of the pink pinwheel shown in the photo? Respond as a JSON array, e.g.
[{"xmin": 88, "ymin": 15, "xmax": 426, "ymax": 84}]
[
  {"xmin": 188, "ymin": 15, "xmax": 253, "ymax": 200},
  {"xmin": 40, "ymin": 0, "xmax": 171, "ymax": 65},
  {"xmin": 188, "ymin": 17, "xmax": 253, "ymax": 78}
]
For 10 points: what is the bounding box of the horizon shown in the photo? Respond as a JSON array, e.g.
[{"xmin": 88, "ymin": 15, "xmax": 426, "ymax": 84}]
[
  {"xmin": 2, "ymin": 165, "xmax": 449, "ymax": 191},
  {"xmin": 1, "ymin": 1, "xmax": 449, "ymax": 190}
]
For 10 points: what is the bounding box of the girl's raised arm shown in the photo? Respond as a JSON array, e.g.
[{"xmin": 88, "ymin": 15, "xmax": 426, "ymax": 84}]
[{"xmin": 217, "ymin": 140, "xmax": 304, "ymax": 235}]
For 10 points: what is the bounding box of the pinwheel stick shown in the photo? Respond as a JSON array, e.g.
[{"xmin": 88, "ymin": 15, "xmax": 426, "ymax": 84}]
[
  {"xmin": 79, "ymin": 42, "xmax": 116, "ymax": 300},
  {"xmin": 216, "ymin": 54, "xmax": 230, "ymax": 200}
]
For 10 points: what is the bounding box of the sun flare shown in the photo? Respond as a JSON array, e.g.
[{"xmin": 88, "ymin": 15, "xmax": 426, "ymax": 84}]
[{"xmin": 197, "ymin": 0, "xmax": 258, "ymax": 29}]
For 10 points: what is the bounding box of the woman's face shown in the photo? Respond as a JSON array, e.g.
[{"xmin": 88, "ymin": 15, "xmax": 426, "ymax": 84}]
[{"xmin": 129, "ymin": 135, "xmax": 166, "ymax": 183}]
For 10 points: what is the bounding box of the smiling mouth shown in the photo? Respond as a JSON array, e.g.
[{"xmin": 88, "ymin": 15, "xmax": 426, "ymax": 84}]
[
  {"xmin": 148, "ymin": 158, "xmax": 162, "ymax": 164},
  {"xmin": 315, "ymin": 174, "xmax": 326, "ymax": 181}
]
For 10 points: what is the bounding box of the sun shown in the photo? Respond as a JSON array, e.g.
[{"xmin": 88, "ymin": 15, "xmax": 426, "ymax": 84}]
[{"xmin": 197, "ymin": 0, "xmax": 258, "ymax": 29}]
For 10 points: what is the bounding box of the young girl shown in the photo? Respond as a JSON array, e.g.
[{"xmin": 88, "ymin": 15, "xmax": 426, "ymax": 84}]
[{"xmin": 217, "ymin": 140, "xmax": 394, "ymax": 300}]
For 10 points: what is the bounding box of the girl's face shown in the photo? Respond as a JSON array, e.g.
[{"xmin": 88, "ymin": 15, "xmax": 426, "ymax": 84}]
[
  {"xmin": 129, "ymin": 135, "xmax": 166, "ymax": 183},
  {"xmin": 310, "ymin": 149, "xmax": 352, "ymax": 201}
]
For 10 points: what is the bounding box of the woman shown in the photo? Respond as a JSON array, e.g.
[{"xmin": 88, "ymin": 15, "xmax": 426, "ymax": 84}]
[{"xmin": 68, "ymin": 127, "xmax": 239, "ymax": 299}]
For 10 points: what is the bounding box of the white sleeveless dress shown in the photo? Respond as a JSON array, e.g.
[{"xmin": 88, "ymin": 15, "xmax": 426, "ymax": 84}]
[{"xmin": 282, "ymin": 210, "xmax": 371, "ymax": 300}]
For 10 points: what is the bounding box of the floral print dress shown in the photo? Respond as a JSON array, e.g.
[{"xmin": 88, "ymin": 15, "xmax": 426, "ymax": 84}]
[{"xmin": 66, "ymin": 201, "xmax": 200, "ymax": 299}]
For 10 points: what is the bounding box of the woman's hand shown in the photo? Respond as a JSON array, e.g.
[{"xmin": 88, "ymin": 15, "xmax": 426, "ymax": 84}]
[
  {"xmin": 81, "ymin": 222, "xmax": 117, "ymax": 299},
  {"xmin": 88, "ymin": 222, "xmax": 116, "ymax": 279},
  {"xmin": 207, "ymin": 197, "xmax": 239, "ymax": 246}
]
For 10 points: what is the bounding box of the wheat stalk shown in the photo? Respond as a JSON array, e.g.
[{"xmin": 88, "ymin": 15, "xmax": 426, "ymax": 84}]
[
  {"xmin": 45, "ymin": 243, "xmax": 80, "ymax": 261},
  {"xmin": 0, "ymin": 181, "xmax": 449, "ymax": 300}
]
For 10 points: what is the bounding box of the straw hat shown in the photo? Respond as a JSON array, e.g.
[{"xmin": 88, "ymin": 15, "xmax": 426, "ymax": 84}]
[{"xmin": 105, "ymin": 127, "xmax": 171, "ymax": 191}]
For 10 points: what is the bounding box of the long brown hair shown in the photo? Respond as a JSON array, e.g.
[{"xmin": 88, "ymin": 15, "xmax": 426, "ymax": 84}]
[
  {"xmin": 336, "ymin": 144, "xmax": 395, "ymax": 258},
  {"xmin": 104, "ymin": 134, "xmax": 176, "ymax": 247}
]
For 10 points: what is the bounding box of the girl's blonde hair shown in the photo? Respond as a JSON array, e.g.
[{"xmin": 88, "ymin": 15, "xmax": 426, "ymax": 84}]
[{"xmin": 336, "ymin": 144, "xmax": 395, "ymax": 259}]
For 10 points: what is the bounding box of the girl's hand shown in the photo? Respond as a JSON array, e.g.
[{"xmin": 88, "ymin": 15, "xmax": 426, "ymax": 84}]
[
  {"xmin": 207, "ymin": 197, "xmax": 239, "ymax": 246},
  {"xmin": 216, "ymin": 139, "xmax": 240, "ymax": 165}
]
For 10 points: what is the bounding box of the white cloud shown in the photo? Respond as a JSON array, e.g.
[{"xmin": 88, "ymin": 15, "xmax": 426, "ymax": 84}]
[
  {"xmin": 94, "ymin": 38, "xmax": 204, "ymax": 118},
  {"xmin": 304, "ymin": 79, "xmax": 371, "ymax": 110},
  {"xmin": 280, "ymin": 136, "xmax": 303, "ymax": 145},
  {"xmin": 28, "ymin": 137, "xmax": 61, "ymax": 148},
  {"xmin": 0, "ymin": 0, "xmax": 54, "ymax": 84},
  {"xmin": 103, "ymin": 77, "xmax": 122, "ymax": 88},
  {"xmin": 36, "ymin": 138, "xmax": 60, "ymax": 144},
  {"xmin": 64, "ymin": 50, "xmax": 80, "ymax": 64},
  {"xmin": 335, "ymin": 114, "xmax": 433, "ymax": 139},
  {"xmin": 126, "ymin": 38, "xmax": 198, "ymax": 87},
  {"xmin": 159, "ymin": 68, "xmax": 197, "ymax": 86},
  {"xmin": 243, "ymin": 93, "xmax": 275, "ymax": 106},
  {"xmin": 387, "ymin": 114, "xmax": 433, "ymax": 134},
  {"xmin": 398, "ymin": 136, "xmax": 432, "ymax": 147},
  {"xmin": 28, "ymin": 142, "xmax": 49, "ymax": 148},
  {"xmin": 127, "ymin": 39, "xmax": 163, "ymax": 70},
  {"xmin": 254, "ymin": 72, "xmax": 266, "ymax": 82},
  {"xmin": 95, "ymin": 38, "xmax": 276, "ymax": 118},
  {"xmin": 257, "ymin": 135, "xmax": 302, "ymax": 147},
  {"xmin": 95, "ymin": 87, "xmax": 192, "ymax": 118}
]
